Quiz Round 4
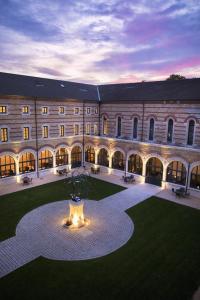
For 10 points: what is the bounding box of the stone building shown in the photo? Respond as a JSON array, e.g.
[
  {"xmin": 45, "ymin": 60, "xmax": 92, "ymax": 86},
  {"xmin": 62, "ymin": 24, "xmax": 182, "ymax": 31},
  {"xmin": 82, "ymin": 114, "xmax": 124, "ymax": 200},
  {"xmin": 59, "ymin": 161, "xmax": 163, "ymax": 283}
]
[{"xmin": 0, "ymin": 72, "xmax": 200, "ymax": 196}]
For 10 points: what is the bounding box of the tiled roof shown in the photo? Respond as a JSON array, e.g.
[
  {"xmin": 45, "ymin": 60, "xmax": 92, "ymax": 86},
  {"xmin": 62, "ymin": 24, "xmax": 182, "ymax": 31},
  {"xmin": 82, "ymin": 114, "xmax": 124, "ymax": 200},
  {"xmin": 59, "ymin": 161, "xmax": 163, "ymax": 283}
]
[
  {"xmin": 99, "ymin": 79, "xmax": 200, "ymax": 102},
  {"xmin": 0, "ymin": 72, "xmax": 200, "ymax": 102},
  {"xmin": 0, "ymin": 72, "xmax": 98, "ymax": 101}
]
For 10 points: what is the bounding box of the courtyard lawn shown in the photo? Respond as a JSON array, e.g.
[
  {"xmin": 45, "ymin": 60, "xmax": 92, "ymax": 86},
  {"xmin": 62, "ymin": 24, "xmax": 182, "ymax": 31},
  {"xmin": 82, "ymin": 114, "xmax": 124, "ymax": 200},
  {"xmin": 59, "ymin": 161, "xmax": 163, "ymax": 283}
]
[
  {"xmin": 0, "ymin": 180, "xmax": 200, "ymax": 300},
  {"xmin": 0, "ymin": 177, "xmax": 125, "ymax": 241}
]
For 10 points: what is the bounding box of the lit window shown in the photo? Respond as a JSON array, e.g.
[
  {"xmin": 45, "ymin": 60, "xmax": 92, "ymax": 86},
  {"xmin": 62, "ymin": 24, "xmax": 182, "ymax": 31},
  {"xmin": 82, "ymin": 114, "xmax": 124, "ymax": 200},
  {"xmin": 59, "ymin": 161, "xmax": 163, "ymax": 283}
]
[
  {"xmin": 42, "ymin": 107, "xmax": 48, "ymax": 114},
  {"xmin": 94, "ymin": 124, "xmax": 98, "ymax": 135},
  {"xmin": 22, "ymin": 106, "xmax": 29, "ymax": 114},
  {"xmin": 43, "ymin": 126, "xmax": 48, "ymax": 138},
  {"xmin": 59, "ymin": 107, "xmax": 64, "ymax": 114},
  {"xmin": 1, "ymin": 128, "xmax": 8, "ymax": 142},
  {"xmin": 23, "ymin": 127, "xmax": 29, "ymax": 140},
  {"xmin": 60, "ymin": 125, "xmax": 64, "ymax": 137},
  {"xmin": 95, "ymin": 107, "xmax": 98, "ymax": 114},
  {"xmin": 0, "ymin": 106, "xmax": 7, "ymax": 114},
  {"xmin": 86, "ymin": 107, "xmax": 91, "ymax": 115},
  {"xmin": 103, "ymin": 116, "xmax": 108, "ymax": 135},
  {"xmin": 86, "ymin": 123, "xmax": 91, "ymax": 135},
  {"xmin": 74, "ymin": 107, "xmax": 80, "ymax": 115},
  {"xmin": 74, "ymin": 124, "xmax": 79, "ymax": 135}
]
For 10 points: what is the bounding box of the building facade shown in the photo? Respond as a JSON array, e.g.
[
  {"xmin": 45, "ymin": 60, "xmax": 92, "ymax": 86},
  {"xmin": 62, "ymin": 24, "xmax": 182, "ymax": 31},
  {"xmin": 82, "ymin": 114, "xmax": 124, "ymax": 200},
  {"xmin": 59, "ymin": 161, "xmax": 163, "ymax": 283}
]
[{"xmin": 0, "ymin": 72, "xmax": 200, "ymax": 196}]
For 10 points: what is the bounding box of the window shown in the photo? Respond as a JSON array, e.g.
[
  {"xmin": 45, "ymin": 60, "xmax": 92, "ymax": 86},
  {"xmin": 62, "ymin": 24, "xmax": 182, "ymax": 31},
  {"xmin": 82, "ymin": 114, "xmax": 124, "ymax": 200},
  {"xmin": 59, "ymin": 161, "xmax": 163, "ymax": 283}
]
[
  {"xmin": 60, "ymin": 125, "xmax": 64, "ymax": 137},
  {"xmin": 39, "ymin": 150, "xmax": 53, "ymax": 170},
  {"xmin": 149, "ymin": 118, "xmax": 154, "ymax": 141},
  {"xmin": 74, "ymin": 107, "xmax": 80, "ymax": 115},
  {"xmin": 116, "ymin": 116, "xmax": 122, "ymax": 137},
  {"xmin": 71, "ymin": 146, "xmax": 82, "ymax": 168},
  {"xmin": 86, "ymin": 107, "xmax": 91, "ymax": 115},
  {"xmin": 86, "ymin": 123, "xmax": 91, "ymax": 135},
  {"xmin": 0, "ymin": 106, "xmax": 7, "ymax": 114},
  {"xmin": 187, "ymin": 120, "xmax": 195, "ymax": 145},
  {"xmin": 74, "ymin": 124, "xmax": 79, "ymax": 135},
  {"xmin": 128, "ymin": 154, "xmax": 142, "ymax": 175},
  {"xmin": 56, "ymin": 148, "xmax": 68, "ymax": 166},
  {"xmin": 94, "ymin": 124, "xmax": 98, "ymax": 135},
  {"xmin": 22, "ymin": 106, "xmax": 29, "ymax": 114},
  {"xmin": 103, "ymin": 116, "xmax": 108, "ymax": 135},
  {"xmin": 0, "ymin": 155, "xmax": 16, "ymax": 178},
  {"xmin": 133, "ymin": 118, "xmax": 138, "ymax": 139},
  {"xmin": 166, "ymin": 161, "xmax": 186, "ymax": 186},
  {"xmin": 112, "ymin": 151, "xmax": 124, "ymax": 170},
  {"xmin": 95, "ymin": 107, "xmax": 98, "ymax": 114},
  {"xmin": 85, "ymin": 146, "xmax": 95, "ymax": 163},
  {"xmin": 19, "ymin": 153, "xmax": 35, "ymax": 174},
  {"xmin": 98, "ymin": 148, "xmax": 109, "ymax": 167},
  {"xmin": 167, "ymin": 119, "xmax": 173, "ymax": 143},
  {"xmin": 1, "ymin": 128, "xmax": 8, "ymax": 142},
  {"xmin": 42, "ymin": 107, "xmax": 48, "ymax": 114},
  {"xmin": 59, "ymin": 106, "xmax": 64, "ymax": 114},
  {"xmin": 43, "ymin": 126, "xmax": 48, "ymax": 138},
  {"xmin": 190, "ymin": 165, "xmax": 200, "ymax": 190},
  {"xmin": 23, "ymin": 127, "xmax": 29, "ymax": 140}
]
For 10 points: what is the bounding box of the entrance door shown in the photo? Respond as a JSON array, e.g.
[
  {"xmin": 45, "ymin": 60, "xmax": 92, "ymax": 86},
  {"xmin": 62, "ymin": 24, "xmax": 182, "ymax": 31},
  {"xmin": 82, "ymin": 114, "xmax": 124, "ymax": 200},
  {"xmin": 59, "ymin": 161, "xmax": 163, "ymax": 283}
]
[{"xmin": 145, "ymin": 157, "xmax": 163, "ymax": 186}]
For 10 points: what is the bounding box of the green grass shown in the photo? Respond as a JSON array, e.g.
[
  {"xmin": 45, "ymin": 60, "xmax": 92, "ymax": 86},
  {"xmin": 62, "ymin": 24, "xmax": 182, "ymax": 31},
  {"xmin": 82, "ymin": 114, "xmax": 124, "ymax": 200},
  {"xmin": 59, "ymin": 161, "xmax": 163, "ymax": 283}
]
[
  {"xmin": 0, "ymin": 177, "xmax": 125, "ymax": 241},
  {"xmin": 0, "ymin": 180, "xmax": 200, "ymax": 300}
]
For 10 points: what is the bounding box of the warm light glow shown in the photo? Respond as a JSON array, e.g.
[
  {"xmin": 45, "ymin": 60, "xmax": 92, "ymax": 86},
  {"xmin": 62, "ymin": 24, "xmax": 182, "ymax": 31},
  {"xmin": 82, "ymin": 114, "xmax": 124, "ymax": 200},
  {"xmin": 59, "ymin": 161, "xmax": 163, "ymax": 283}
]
[{"xmin": 65, "ymin": 200, "xmax": 89, "ymax": 229}]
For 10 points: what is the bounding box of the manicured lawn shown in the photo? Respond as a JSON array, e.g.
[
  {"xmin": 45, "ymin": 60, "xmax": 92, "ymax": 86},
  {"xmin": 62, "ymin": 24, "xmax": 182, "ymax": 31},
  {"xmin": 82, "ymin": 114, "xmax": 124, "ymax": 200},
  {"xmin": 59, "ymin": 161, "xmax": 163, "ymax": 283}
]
[
  {"xmin": 0, "ymin": 180, "xmax": 200, "ymax": 300},
  {"xmin": 0, "ymin": 177, "xmax": 125, "ymax": 241}
]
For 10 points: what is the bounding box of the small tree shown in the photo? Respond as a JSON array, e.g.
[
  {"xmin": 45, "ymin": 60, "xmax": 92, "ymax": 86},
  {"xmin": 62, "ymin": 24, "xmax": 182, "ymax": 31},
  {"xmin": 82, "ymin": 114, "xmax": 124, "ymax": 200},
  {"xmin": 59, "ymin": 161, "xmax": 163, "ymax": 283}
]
[{"xmin": 166, "ymin": 74, "xmax": 186, "ymax": 80}]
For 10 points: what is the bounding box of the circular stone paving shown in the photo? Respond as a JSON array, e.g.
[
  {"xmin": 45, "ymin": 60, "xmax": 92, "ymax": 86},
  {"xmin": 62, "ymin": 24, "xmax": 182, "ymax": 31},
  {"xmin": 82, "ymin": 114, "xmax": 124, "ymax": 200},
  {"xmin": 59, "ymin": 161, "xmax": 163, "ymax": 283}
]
[{"xmin": 16, "ymin": 200, "xmax": 134, "ymax": 261}]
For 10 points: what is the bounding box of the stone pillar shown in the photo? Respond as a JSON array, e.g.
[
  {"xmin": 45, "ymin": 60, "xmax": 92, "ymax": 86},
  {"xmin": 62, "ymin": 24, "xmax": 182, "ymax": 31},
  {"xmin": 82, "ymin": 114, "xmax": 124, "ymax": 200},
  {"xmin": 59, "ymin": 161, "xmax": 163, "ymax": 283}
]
[
  {"xmin": 95, "ymin": 149, "xmax": 98, "ymax": 165},
  {"xmin": 53, "ymin": 150, "xmax": 57, "ymax": 174},
  {"xmin": 15, "ymin": 156, "xmax": 20, "ymax": 183},
  {"xmin": 141, "ymin": 158, "xmax": 147, "ymax": 183},
  {"xmin": 68, "ymin": 148, "xmax": 72, "ymax": 170},
  {"xmin": 162, "ymin": 161, "xmax": 168, "ymax": 189}
]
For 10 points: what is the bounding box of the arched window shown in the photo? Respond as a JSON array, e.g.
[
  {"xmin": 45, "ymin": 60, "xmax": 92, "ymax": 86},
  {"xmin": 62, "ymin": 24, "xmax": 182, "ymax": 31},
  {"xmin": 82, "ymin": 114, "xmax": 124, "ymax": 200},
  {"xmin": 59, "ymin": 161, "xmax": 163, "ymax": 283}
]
[
  {"xmin": 39, "ymin": 150, "xmax": 53, "ymax": 170},
  {"xmin": 19, "ymin": 152, "xmax": 35, "ymax": 174},
  {"xmin": 0, "ymin": 155, "xmax": 16, "ymax": 178},
  {"xmin": 167, "ymin": 119, "xmax": 173, "ymax": 143},
  {"xmin": 128, "ymin": 154, "xmax": 142, "ymax": 175},
  {"xmin": 149, "ymin": 118, "xmax": 154, "ymax": 141},
  {"xmin": 71, "ymin": 146, "xmax": 82, "ymax": 168},
  {"xmin": 98, "ymin": 148, "xmax": 109, "ymax": 167},
  {"xmin": 116, "ymin": 116, "xmax": 122, "ymax": 137},
  {"xmin": 85, "ymin": 146, "xmax": 95, "ymax": 163},
  {"xmin": 103, "ymin": 116, "xmax": 108, "ymax": 135},
  {"xmin": 166, "ymin": 161, "xmax": 186, "ymax": 186},
  {"xmin": 56, "ymin": 148, "xmax": 68, "ymax": 166},
  {"xmin": 133, "ymin": 118, "xmax": 138, "ymax": 139},
  {"xmin": 187, "ymin": 120, "xmax": 195, "ymax": 145},
  {"xmin": 190, "ymin": 165, "xmax": 200, "ymax": 190},
  {"xmin": 145, "ymin": 157, "xmax": 163, "ymax": 186},
  {"xmin": 112, "ymin": 151, "xmax": 124, "ymax": 170}
]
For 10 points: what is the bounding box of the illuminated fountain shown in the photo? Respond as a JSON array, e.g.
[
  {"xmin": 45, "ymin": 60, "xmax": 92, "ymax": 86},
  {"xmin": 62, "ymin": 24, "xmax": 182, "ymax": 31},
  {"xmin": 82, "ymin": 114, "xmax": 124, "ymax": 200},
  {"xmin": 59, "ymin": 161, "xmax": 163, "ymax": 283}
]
[{"xmin": 64, "ymin": 169, "xmax": 90, "ymax": 229}]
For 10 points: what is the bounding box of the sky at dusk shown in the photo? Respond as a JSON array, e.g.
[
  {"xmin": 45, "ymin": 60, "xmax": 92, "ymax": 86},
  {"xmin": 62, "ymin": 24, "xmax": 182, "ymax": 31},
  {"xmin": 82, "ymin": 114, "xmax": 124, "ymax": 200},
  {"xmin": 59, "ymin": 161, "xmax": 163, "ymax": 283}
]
[{"xmin": 0, "ymin": 0, "xmax": 200, "ymax": 84}]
